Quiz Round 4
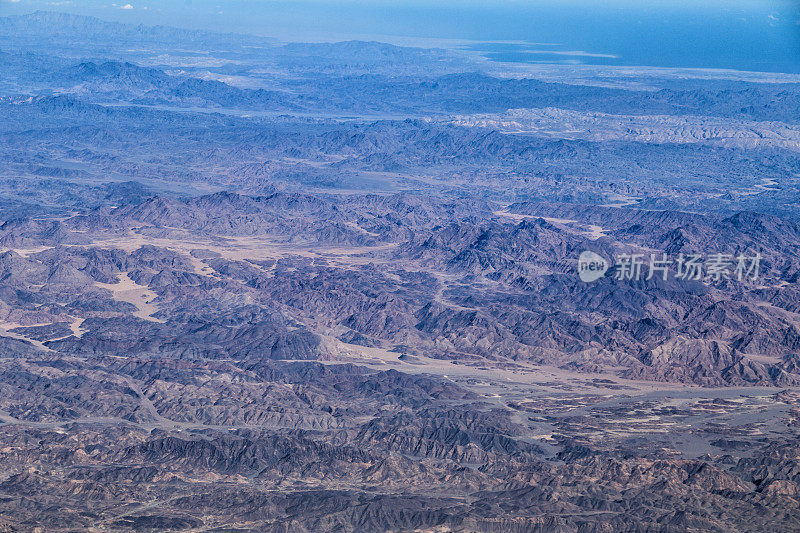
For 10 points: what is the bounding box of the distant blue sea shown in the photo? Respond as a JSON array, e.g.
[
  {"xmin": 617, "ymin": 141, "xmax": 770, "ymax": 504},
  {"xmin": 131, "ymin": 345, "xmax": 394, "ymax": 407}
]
[
  {"xmin": 350, "ymin": 1, "xmax": 800, "ymax": 74},
  {"xmin": 455, "ymin": 3, "xmax": 800, "ymax": 73}
]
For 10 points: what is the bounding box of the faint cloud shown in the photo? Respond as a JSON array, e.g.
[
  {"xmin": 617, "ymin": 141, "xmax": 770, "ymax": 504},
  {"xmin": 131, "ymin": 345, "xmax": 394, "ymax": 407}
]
[{"xmin": 112, "ymin": 2, "xmax": 134, "ymax": 9}]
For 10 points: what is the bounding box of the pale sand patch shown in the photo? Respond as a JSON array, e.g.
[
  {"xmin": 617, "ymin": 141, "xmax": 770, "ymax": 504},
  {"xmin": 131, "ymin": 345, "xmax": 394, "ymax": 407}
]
[
  {"xmin": 183, "ymin": 252, "xmax": 223, "ymax": 278},
  {"xmin": 68, "ymin": 317, "xmax": 86, "ymax": 339},
  {"xmin": 96, "ymin": 272, "xmax": 164, "ymax": 323},
  {"xmin": 330, "ymin": 340, "xmax": 696, "ymax": 396},
  {"xmin": 0, "ymin": 246, "xmax": 54, "ymax": 258},
  {"xmin": 741, "ymin": 352, "xmax": 783, "ymax": 364},
  {"xmin": 585, "ymin": 224, "xmax": 607, "ymax": 240},
  {"xmin": 82, "ymin": 230, "xmax": 398, "ymax": 270},
  {"xmin": 39, "ymin": 317, "xmax": 88, "ymax": 342},
  {"xmin": 495, "ymin": 211, "xmax": 607, "ymax": 240},
  {"xmin": 0, "ymin": 321, "xmax": 52, "ymax": 351},
  {"xmin": 344, "ymin": 221, "xmax": 380, "ymax": 238},
  {"xmin": 0, "ymin": 315, "xmax": 88, "ymax": 345},
  {"xmin": 494, "ymin": 210, "xmax": 534, "ymax": 222}
]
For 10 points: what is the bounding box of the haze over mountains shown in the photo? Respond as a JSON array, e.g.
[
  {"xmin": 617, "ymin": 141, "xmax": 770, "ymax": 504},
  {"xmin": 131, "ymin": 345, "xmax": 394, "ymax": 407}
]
[{"xmin": 1, "ymin": 10, "xmax": 800, "ymax": 532}]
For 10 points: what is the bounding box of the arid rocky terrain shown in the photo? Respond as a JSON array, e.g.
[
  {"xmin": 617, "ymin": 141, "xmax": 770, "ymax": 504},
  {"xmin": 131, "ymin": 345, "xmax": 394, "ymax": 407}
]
[{"xmin": 1, "ymin": 11, "xmax": 800, "ymax": 532}]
